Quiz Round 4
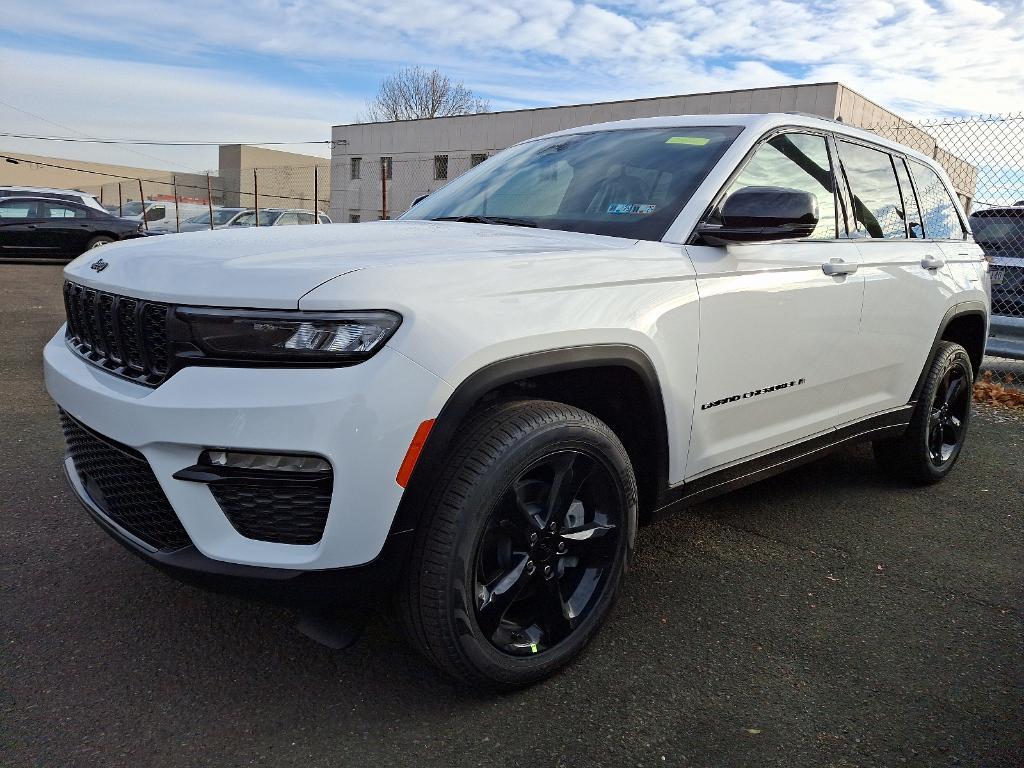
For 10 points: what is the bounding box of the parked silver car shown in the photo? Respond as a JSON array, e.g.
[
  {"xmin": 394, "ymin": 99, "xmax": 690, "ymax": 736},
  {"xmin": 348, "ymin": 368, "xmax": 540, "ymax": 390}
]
[
  {"xmin": 229, "ymin": 209, "xmax": 332, "ymax": 227},
  {"xmin": 179, "ymin": 208, "xmax": 250, "ymax": 232}
]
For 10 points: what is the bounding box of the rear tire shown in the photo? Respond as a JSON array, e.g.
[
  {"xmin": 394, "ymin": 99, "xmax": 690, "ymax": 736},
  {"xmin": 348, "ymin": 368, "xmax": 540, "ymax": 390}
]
[
  {"xmin": 86, "ymin": 236, "xmax": 114, "ymax": 250},
  {"xmin": 397, "ymin": 399, "xmax": 637, "ymax": 688},
  {"xmin": 873, "ymin": 341, "xmax": 973, "ymax": 484}
]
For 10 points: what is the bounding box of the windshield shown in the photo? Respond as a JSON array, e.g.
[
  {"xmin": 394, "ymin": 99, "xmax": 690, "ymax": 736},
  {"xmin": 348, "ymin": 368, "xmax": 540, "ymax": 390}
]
[
  {"xmin": 121, "ymin": 201, "xmax": 145, "ymax": 216},
  {"xmin": 232, "ymin": 210, "xmax": 280, "ymax": 227},
  {"xmin": 402, "ymin": 126, "xmax": 743, "ymax": 240}
]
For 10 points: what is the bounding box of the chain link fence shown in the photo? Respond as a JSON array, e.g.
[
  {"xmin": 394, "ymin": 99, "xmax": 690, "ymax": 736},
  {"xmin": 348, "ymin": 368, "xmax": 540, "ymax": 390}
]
[
  {"xmin": 85, "ymin": 164, "xmax": 331, "ymax": 231},
  {"xmin": 872, "ymin": 115, "xmax": 1024, "ymax": 398}
]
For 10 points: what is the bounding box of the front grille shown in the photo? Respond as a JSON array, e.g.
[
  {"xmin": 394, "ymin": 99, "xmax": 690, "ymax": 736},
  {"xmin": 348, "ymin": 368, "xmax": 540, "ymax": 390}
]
[
  {"xmin": 211, "ymin": 481, "xmax": 332, "ymax": 545},
  {"xmin": 60, "ymin": 411, "xmax": 191, "ymax": 551},
  {"xmin": 63, "ymin": 281, "xmax": 170, "ymax": 385}
]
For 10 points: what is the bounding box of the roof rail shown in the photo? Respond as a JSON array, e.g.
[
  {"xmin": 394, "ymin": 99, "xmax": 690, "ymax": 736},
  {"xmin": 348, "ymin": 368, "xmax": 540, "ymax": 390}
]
[{"xmin": 783, "ymin": 111, "xmax": 845, "ymax": 124}]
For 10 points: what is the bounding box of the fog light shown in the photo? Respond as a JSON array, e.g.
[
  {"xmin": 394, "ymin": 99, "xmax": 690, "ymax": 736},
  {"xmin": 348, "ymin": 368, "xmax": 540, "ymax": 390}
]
[{"xmin": 202, "ymin": 450, "xmax": 330, "ymax": 473}]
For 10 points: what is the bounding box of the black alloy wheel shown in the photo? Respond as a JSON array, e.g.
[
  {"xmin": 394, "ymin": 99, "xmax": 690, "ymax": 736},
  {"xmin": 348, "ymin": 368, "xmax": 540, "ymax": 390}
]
[
  {"xmin": 873, "ymin": 340, "xmax": 974, "ymax": 484},
  {"xmin": 927, "ymin": 360, "xmax": 971, "ymax": 468},
  {"xmin": 473, "ymin": 449, "xmax": 621, "ymax": 655},
  {"xmin": 398, "ymin": 399, "xmax": 636, "ymax": 688}
]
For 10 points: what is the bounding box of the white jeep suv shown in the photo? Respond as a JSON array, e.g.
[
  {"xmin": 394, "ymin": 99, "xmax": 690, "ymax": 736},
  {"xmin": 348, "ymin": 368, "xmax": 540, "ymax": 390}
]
[{"xmin": 45, "ymin": 114, "xmax": 989, "ymax": 688}]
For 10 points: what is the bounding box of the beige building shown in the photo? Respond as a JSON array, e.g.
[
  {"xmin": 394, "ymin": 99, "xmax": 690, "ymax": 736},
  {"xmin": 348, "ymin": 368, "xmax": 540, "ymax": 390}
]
[{"xmin": 330, "ymin": 81, "xmax": 977, "ymax": 223}]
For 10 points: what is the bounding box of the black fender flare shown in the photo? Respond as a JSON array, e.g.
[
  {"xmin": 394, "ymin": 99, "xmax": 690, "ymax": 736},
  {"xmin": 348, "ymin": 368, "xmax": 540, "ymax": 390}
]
[
  {"xmin": 381, "ymin": 344, "xmax": 670, "ymax": 565},
  {"xmin": 911, "ymin": 301, "xmax": 989, "ymax": 402}
]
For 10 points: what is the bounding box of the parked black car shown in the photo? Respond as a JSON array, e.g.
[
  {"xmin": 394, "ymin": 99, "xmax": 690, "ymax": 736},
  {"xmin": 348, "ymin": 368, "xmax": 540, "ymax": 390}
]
[
  {"xmin": 971, "ymin": 204, "xmax": 1024, "ymax": 359},
  {"xmin": 0, "ymin": 196, "xmax": 144, "ymax": 259}
]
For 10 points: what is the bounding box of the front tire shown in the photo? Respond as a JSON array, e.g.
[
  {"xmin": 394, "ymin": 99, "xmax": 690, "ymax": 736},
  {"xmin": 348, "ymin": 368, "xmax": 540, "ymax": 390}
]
[
  {"xmin": 873, "ymin": 341, "xmax": 974, "ymax": 484},
  {"xmin": 397, "ymin": 400, "xmax": 637, "ymax": 688}
]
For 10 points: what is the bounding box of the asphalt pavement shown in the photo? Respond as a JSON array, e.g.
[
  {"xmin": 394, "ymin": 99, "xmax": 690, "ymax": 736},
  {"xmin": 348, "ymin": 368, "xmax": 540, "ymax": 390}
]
[{"xmin": 1, "ymin": 263, "xmax": 1021, "ymax": 767}]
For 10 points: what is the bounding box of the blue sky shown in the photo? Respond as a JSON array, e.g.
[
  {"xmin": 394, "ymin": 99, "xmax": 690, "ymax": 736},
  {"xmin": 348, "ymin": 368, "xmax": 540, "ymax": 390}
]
[{"xmin": 1, "ymin": 0, "xmax": 1022, "ymax": 171}]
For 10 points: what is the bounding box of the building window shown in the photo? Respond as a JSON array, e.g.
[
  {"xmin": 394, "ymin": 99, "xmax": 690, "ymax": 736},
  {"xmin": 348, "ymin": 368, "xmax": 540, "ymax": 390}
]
[
  {"xmin": 350, "ymin": 157, "xmax": 361, "ymax": 180},
  {"xmin": 471, "ymin": 153, "xmax": 488, "ymax": 168},
  {"xmin": 434, "ymin": 155, "xmax": 448, "ymax": 180},
  {"xmin": 381, "ymin": 157, "xmax": 393, "ymax": 180},
  {"xmin": 349, "ymin": 213, "xmax": 361, "ymax": 223}
]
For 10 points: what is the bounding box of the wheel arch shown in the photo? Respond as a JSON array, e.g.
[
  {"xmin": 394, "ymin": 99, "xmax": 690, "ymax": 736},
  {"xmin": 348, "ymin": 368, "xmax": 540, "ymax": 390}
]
[
  {"xmin": 390, "ymin": 344, "xmax": 671, "ymax": 540},
  {"xmin": 912, "ymin": 301, "xmax": 989, "ymax": 401}
]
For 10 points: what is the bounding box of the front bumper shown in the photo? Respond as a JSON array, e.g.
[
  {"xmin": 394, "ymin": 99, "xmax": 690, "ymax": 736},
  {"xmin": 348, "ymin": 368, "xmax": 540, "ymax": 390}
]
[{"xmin": 44, "ymin": 327, "xmax": 452, "ymax": 572}]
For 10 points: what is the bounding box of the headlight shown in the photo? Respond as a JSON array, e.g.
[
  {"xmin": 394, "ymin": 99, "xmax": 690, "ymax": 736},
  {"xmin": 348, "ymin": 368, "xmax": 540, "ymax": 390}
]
[{"xmin": 176, "ymin": 308, "xmax": 402, "ymax": 363}]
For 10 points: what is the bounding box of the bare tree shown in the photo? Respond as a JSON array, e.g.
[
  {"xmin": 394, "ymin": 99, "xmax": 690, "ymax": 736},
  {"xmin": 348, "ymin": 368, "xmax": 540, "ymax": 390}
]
[{"xmin": 362, "ymin": 66, "xmax": 490, "ymax": 122}]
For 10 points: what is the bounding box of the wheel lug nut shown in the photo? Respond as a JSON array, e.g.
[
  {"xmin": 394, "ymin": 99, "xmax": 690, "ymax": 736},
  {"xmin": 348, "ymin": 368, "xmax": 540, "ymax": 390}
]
[
  {"xmin": 530, "ymin": 533, "xmax": 538, "ymax": 544},
  {"xmin": 557, "ymin": 542, "xmax": 566, "ymax": 554},
  {"xmin": 526, "ymin": 561, "xmax": 535, "ymax": 575},
  {"xmin": 549, "ymin": 522, "xmax": 557, "ymax": 532},
  {"xmin": 543, "ymin": 565, "xmax": 553, "ymax": 579}
]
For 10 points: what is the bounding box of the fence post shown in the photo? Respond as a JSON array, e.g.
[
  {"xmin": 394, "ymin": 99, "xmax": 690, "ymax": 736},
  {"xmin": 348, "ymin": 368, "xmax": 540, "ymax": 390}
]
[
  {"xmin": 253, "ymin": 168, "xmax": 260, "ymax": 227},
  {"xmin": 118, "ymin": 183, "xmax": 123, "ymax": 217},
  {"xmin": 173, "ymin": 175, "xmax": 181, "ymax": 233},
  {"xmin": 206, "ymin": 173, "xmax": 214, "ymax": 230},
  {"xmin": 381, "ymin": 159, "xmax": 387, "ymax": 221},
  {"xmin": 138, "ymin": 178, "xmax": 147, "ymax": 231},
  {"xmin": 314, "ymin": 165, "xmax": 319, "ymax": 223}
]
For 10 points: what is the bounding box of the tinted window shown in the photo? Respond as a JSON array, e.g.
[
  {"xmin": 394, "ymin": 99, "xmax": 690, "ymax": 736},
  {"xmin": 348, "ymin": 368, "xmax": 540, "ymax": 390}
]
[
  {"xmin": 296, "ymin": 212, "xmax": 315, "ymax": 224},
  {"xmin": 318, "ymin": 214, "xmax": 331, "ymax": 224},
  {"xmin": 724, "ymin": 132, "xmax": 836, "ymax": 239},
  {"xmin": 275, "ymin": 212, "xmax": 299, "ymax": 226},
  {"xmin": 893, "ymin": 158, "xmax": 924, "ymax": 239},
  {"xmin": 404, "ymin": 126, "xmax": 743, "ymax": 241},
  {"xmin": 44, "ymin": 203, "xmax": 86, "ymax": 219},
  {"xmin": 0, "ymin": 200, "xmax": 41, "ymax": 218},
  {"xmin": 910, "ymin": 160, "xmax": 965, "ymax": 240},
  {"xmin": 144, "ymin": 206, "xmax": 166, "ymax": 222},
  {"xmin": 839, "ymin": 141, "xmax": 906, "ymax": 239}
]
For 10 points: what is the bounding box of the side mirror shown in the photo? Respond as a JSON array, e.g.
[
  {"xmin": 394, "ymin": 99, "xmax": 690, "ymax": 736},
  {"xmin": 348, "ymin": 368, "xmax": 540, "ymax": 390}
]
[
  {"xmin": 409, "ymin": 193, "xmax": 429, "ymax": 210},
  {"xmin": 697, "ymin": 186, "xmax": 818, "ymax": 245}
]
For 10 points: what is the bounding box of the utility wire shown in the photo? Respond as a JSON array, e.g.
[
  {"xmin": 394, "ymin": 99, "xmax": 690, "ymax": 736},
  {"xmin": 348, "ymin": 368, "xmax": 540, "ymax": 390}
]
[
  {"xmin": 0, "ymin": 131, "xmax": 336, "ymax": 148},
  {"xmin": 0, "ymin": 97, "xmax": 200, "ymax": 171}
]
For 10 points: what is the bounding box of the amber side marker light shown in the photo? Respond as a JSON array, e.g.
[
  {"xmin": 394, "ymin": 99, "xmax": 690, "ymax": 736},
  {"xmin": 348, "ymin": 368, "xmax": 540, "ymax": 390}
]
[{"xmin": 396, "ymin": 419, "xmax": 435, "ymax": 488}]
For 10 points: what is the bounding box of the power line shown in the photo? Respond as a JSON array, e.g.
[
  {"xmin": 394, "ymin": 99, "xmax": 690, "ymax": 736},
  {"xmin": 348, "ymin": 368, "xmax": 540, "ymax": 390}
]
[
  {"xmin": 0, "ymin": 131, "xmax": 336, "ymax": 148},
  {"xmin": 0, "ymin": 97, "xmax": 200, "ymax": 171}
]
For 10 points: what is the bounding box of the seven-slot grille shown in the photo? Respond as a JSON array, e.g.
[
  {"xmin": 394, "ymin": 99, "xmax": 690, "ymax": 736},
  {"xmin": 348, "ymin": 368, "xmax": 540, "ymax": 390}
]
[
  {"xmin": 63, "ymin": 281, "xmax": 171, "ymax": 385},
  {"xmin": 60, "ymin": 410, "xmax": 191, "ymax": 552}
]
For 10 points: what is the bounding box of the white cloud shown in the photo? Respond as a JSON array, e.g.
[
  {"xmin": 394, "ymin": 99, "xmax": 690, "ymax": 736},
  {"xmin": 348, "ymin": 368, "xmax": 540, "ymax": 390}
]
[{"xmin": 1, "ymin": 0, "xmax": 1022, "ymax": 170}]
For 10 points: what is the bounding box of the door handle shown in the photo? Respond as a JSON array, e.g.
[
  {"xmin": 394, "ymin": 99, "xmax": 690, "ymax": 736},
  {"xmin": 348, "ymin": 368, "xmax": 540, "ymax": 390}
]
[
  {"xmin": 921, "ymin": 254, "xmax": 945, "ymax": 270},
  {"xmin": 821, "ymin": 258, "xmax": 858, "ymax": 276}
]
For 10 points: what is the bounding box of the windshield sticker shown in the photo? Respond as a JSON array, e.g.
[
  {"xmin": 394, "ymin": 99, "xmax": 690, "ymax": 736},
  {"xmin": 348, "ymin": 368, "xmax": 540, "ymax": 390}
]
[
  {"xmin": 666, "ymin": 136, "xmax": 710, "ymax": 146},
  {"xmin": 607, "ymin": 203, "xmax": 656, "ymax": 215}
]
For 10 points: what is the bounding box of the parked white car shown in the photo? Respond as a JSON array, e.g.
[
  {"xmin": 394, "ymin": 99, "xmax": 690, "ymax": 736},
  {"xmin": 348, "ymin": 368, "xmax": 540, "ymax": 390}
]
[
  {"xmin": 0, "ymin": 185, "xmax": 106, "ymax": 213},
  {"xmin": 45, "ymin": 113, "xmax": 988, "ymax": 688},
  {"xmin": 120, "ymin": 200, "xmax": 209, "ymax": 232}
]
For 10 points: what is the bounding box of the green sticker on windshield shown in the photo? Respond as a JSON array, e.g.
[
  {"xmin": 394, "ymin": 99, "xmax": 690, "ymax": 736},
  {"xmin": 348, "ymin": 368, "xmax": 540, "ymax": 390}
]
[{"xmin": 666, "ymin": 136, "xmax": 710, "ymax": 146}]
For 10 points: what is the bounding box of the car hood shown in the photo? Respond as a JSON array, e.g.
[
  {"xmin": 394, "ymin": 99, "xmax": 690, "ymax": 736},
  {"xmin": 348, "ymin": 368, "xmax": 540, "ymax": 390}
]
[{"xmin": 62, "ymin": 220, "xmax": 635, "ymax": 308}]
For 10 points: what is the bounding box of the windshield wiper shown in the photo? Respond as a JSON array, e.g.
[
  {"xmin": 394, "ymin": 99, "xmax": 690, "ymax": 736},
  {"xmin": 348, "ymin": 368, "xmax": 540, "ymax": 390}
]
[{"xmin": 430, "ymin": 215, "xmax": 537, "ymax": 228}]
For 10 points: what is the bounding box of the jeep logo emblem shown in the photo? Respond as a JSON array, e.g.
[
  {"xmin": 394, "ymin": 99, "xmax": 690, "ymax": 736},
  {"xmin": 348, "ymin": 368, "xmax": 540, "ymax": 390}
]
[{"xmin": 90, "ymin": 259, "xmax": 108, "ymax": 272}]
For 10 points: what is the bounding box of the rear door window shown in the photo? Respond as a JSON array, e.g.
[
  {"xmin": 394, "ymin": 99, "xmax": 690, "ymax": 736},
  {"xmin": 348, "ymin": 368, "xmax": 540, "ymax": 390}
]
[
  {"xmin": 44, "ymin": 203, "xmax": 86, "ymax": 219},
  {"xmin": 909, "ymin": 160, "xmax": 966, "ymax": 240},
  {"xmin": 838, "ymin": 141, "xmax": 906, "ymax": 239}
]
